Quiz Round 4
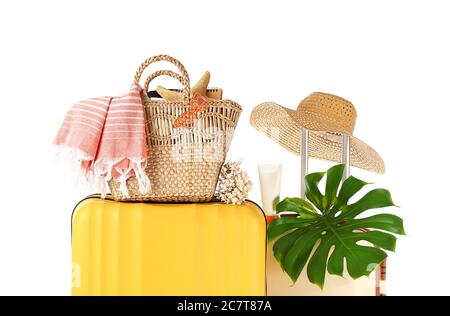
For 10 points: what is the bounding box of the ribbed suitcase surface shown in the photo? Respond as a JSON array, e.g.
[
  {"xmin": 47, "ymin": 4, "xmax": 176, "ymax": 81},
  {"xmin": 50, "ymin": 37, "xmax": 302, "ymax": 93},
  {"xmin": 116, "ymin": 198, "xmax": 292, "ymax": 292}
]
[{"xmin": 72, "ymin": 196, "xmax": 266, "ymax": 296}]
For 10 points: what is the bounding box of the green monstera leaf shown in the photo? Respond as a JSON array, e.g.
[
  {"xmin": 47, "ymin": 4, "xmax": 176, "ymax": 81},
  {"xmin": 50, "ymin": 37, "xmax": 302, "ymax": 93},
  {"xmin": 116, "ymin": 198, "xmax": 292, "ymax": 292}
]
[{"xmin": 267, "ymin": 164, "xmax": 405, "ymax": 289}]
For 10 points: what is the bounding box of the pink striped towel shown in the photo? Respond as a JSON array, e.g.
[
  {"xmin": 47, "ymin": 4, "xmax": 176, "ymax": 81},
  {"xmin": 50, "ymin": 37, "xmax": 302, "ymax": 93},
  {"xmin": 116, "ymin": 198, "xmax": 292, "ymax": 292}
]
[{"xmin": 54, "ymin": 83, "xmax": 150, "ymax": 197}]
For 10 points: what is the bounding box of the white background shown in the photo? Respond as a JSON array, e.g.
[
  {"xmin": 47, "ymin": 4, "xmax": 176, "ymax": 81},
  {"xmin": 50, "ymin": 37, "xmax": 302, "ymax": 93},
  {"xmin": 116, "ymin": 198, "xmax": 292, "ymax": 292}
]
[{"xmin": 0, "ymin": 0, "xmax": 448, "ymax": 296}]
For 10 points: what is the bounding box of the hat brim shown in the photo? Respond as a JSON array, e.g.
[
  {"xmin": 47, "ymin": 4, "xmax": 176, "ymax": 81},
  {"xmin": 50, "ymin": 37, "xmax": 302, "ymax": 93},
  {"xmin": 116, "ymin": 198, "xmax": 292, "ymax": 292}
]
[{"xmin": 250, "ymin": 102, "xmax": 385, "ymax": 174}]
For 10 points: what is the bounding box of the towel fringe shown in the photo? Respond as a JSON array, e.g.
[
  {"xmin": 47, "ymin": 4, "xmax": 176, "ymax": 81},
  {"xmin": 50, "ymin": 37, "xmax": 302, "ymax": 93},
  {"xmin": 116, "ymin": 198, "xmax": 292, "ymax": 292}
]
[
  {"xmin": 131, "ymin": 158, "xmax": 151, "ymax": 194},
  {"xmin": 118, "ymin": 174, "xmax": 130, "ymax": 197},
  {"xmin": 53, "ymin": 144, "xmax": 92, "ymax": 186},
  {"xmin": 55, "ymin": 153, "xmax": 151, "ymax": 197},
  {"xmin": 99, "ymin": 177, "xmax": 109, "ymax": 198}
]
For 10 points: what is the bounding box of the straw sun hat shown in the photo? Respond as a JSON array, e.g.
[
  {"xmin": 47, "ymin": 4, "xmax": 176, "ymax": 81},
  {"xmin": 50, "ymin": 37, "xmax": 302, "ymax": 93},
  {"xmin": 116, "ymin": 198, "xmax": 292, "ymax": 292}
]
[{"xmin": 250, "ymin": 92, "xmax": 385, "ymax": 173}]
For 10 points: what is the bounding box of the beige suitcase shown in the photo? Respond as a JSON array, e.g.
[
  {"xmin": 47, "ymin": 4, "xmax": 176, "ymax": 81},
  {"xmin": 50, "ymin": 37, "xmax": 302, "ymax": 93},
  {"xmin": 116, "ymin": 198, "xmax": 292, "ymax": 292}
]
[
  {"xmin": 266, "ymin": 239, "xmax": 386, "ymax": 296},
  {"xmin": 266, "ymin": 132, "xmax": 386, "ymax": 296}
]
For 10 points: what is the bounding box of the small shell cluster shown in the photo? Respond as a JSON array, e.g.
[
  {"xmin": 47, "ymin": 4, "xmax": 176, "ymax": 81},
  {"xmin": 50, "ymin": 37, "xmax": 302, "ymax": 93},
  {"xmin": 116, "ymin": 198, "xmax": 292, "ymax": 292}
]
[{"xmin": 216, "ymin": 161, "xmax": 253, "ymax": 205}]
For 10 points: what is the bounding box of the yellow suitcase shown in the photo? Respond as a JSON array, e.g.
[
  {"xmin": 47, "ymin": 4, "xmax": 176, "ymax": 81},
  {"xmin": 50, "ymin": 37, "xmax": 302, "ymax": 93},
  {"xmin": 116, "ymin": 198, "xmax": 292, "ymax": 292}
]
[{"xmin": 71, "ymin": 195, "xmax": 267, "ymax": 296}]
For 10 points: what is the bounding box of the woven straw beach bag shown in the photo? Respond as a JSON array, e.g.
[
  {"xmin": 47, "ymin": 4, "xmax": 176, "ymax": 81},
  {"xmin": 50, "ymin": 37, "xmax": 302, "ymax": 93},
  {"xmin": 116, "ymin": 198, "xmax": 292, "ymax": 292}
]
[{"xmin": 109, "ymin": 55, "xmax": 242, "ymax": 202}]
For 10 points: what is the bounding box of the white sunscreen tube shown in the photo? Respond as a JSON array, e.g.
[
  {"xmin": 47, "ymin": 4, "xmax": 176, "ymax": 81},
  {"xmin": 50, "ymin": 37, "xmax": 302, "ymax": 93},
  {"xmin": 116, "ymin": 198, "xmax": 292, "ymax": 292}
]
[{"xmin": 257, "ymin": 164, "xmax": 282, "ymax": 216}]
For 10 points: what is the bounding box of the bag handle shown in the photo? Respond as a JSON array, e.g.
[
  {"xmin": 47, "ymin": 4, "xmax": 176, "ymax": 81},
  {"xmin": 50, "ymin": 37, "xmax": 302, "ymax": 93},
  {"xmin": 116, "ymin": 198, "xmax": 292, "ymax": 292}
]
[
  {"xmin": 143, "ymin": 70, "xmax": 189, "ymax": 104},
  {"xmin": 134, "ymin": 55, "xmax": 191, "ymax": 104}
]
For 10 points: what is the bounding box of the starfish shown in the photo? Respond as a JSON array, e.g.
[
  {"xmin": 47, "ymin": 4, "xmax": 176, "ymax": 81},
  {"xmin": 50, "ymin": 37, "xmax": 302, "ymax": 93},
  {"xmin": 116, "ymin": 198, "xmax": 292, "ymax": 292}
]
[{"xmin": 156, "ymin": 71, "xmax": 211, "ymax": 102}]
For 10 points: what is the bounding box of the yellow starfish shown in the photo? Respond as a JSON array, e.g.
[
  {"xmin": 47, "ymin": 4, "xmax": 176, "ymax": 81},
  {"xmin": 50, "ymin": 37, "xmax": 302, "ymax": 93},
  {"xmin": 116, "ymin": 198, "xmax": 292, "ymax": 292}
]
[{"xmin": 156, "ymin": 71, "xmax": 211, "ymax": 102}]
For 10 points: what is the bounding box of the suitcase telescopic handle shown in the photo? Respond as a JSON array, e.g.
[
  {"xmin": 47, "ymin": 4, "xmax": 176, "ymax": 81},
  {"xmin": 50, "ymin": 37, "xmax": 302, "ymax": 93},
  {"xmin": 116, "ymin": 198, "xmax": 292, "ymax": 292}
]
[
  {"xmin": 134, "ymin": 54, "xmax": 191, "ymax": 105},
  {"xmin": 300, "ymin": 127, "xmax": 309, "ymax": 199},
  {"xmin": 279, "ymin": 130, "xmax": 352, "ymax": 216},
  {"xmin": 342, "ymin": 134, "xmax": 351, "ymax": 180},
  {"xmin": 299, "ymin": 130, "xmax": 351, "ymax": 199}
]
